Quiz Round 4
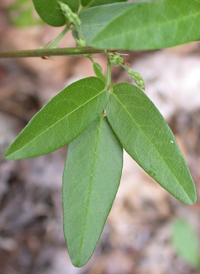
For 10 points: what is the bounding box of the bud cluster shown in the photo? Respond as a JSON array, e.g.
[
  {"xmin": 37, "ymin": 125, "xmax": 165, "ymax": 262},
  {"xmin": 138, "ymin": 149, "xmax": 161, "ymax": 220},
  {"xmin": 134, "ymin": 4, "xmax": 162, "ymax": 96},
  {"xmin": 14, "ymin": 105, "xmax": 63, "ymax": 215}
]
[
  {"xmin": 58, "ymin": 1, "xmax": 81, "ymax": 26},
  {"xmin": 108, "ymin": 52, "xmax": 145, "ymax": 90},
  {"xmin": 77, "ymin": 39, "xmax": 87, "ymax": 47},
  {"xmin": 58, "ymin": 1, "xmax": 86, "ymax": 47},
  {"xmin": 126, "ymin": 68, "xmax": 145, "ymax": 90},
  {"xmin": 108, "ymin": 53, "xmax": 124, "ymax": 66}
]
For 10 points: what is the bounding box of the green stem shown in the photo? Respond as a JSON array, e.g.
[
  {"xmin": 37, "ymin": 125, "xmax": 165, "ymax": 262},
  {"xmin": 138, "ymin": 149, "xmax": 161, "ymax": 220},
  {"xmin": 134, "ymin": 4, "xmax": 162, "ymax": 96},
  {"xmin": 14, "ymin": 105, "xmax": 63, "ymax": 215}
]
[
  {"xmin": 48, "ymin": 25, "xmax": 69, "ymax": 49},
  {"xmin": 74, "ymin": 22, "xmax": 83, "ymax": 40},
  {"xmin": 0, "ymin": 47, "xmax": 105, "ymax": 59},
  {"xmin": 106, "ymin": 55, "xmax": 112, "ymax": 91}
]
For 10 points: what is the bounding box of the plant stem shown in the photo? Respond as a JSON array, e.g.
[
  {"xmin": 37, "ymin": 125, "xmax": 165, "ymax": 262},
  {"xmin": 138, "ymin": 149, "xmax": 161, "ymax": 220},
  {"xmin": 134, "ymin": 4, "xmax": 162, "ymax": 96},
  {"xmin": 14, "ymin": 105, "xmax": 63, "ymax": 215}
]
[
  {"xmin": 0, "ymin": 47, "xmax": 105, "ymax": 59},
  {"xmin": 106, "ymin": 54, "xmax": 112, "ymax": 91},
  {"xmin": 48, "ymin": 25, "xmax": 69, "ymax": 49},
  {"xmin": 74, "ymin": 22, "xmax": 84, "ymax": 41}
]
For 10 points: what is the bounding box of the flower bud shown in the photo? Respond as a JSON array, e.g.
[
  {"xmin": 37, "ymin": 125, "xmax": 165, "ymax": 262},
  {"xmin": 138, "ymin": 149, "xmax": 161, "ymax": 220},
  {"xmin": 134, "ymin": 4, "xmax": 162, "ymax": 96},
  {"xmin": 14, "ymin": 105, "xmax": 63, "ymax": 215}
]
[
  {"xmin": 132, "ymin": 72, "xmax": 143, "ymax": 80},
  {"xmin": 76, "ymin": 18, "xmax": 81, "ymax": 26},
  {"xmin": 71, "ymin": 13, "xmax": 78, "ymax": 20},
  {"xmin": 77, "ymin": 39, "xmax": 87, "ymax": 47},
  {"xmin": 109, "ymin": 53, "xmax": 123, "ymax": 66},
  {"xmin": 58, "ymin": 1, "xmax": 81, "ymax": 26},
  {"xmin": 58, "ymin": 1, "xmax": 71, "ymax": 13},
  {"xmin": 135, "ymin": 79, "xmax": 145, "ymax": 90},
  {"xmin": 127, "ymin": 68, "xmax": 134, "ymax": 76},
  {"xmin": 67, "ymin": 15, "xmax": 74, "ymax": 23}
]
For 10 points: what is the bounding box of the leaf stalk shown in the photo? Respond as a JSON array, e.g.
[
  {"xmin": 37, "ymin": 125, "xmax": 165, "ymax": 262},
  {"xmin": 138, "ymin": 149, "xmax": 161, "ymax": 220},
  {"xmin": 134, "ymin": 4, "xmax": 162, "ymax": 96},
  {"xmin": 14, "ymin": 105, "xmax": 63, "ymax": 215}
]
[
  {"xmin": 106, "ymin": 54, "xmax": 112, "ymax": 91},
  {"xmin": 48, "ymin": 25, "xmax": 69, "ymax": 49}
]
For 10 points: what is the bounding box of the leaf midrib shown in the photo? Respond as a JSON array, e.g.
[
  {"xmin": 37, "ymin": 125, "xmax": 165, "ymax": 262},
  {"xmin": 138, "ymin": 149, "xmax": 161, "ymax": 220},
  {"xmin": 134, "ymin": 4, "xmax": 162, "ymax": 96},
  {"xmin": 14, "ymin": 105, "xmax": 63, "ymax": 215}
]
[
  {"xmin": 76, "ymin": 117, "xmax": 103, "ymax": 266},
  {"xmin": 112, "ymin": 92, "xmax": 192, "ymax": 203},
  {"xmin": 81, "ymin": 2, "xmax": 138, "ymax": 29},
  {"xmin": 8, "ymin": 89, "xmax": 106, "ymax": 156}
]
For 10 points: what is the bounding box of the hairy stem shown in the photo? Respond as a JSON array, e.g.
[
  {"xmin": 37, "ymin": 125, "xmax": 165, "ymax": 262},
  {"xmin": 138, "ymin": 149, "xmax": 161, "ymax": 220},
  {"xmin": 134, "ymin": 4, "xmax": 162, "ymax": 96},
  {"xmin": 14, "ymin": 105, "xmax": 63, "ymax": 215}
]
[{"xmin": 0, "ymin": 47, "xmax": 105, "ymax": 58}]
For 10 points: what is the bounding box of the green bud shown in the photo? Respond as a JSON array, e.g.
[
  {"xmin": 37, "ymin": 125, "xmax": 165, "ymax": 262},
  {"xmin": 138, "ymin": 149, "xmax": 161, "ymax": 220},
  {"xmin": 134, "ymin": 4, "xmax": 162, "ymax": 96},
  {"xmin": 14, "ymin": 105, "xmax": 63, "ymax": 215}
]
[
  {"xmin": 76, "ymin": 18, "xmax": 81, "ymax": 26},
  {"xmin": 71, "ymin": 13, "xmax": 78, "ymax": 20},
  {"xmin": 127, "ymin": 68, "xmax": 142, "ymax": 80},
  {"xmin": 67, "ymin": 15, "xmax": 74, "ymax": 23},
  {"xmin": 77, "ymin": 39, "xmax": 87, "ymax": 47},
  {"xmin": 126, "ymin": 67, "xmax": 145, "ymax": 89},
  {"xmin": 127, "ymin": 68, "xmax": 133, "ymax": 75},
  {"xmin": 58, "ymin": 1, "xmax": 81, "ymax": 25},
  {"xmin": 71, "ymin": 13, "xmax": 81, "ymax": 25},
  {"xmin": 132, "ymin": 72, "xmax": 143, "ymax": 80},
  {"xmin": 58, "ymin": 1, "xmax": 71, "ymax": 13},
  {"xmin": 127, "ymin": 68, "xmax": 137, "ymax": 79},
  {"xmin": 135, "ymin": 79, "xmax": 145, "ymax": 90},
  {"xmin": 109, "ymin": 53, "xmax": 123, "ymax": 66}
]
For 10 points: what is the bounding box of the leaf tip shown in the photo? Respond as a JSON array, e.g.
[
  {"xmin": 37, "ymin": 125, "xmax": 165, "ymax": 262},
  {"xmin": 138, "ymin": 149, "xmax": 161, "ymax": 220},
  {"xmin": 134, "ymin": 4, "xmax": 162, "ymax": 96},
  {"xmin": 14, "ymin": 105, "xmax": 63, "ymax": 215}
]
[
  {"xmin": 182, "ymin": 187, "xmax": 197, "ymax": 206},
  {"xmin": 187, "ymin": 193, "xmax": 197, "ymax": 206},
  {"xmin": 4, "ymin": 148, "xmax": 15, "ymax": 160},
  {"xmin": 72, "ymin": 261, "xmax": 85, "ymax": 268},
  {"xmin": 70, "ymin": 253, "xmax": 90, "ymax": 268},
  {"xmin": 4, "ymin": 144, "xmax": 21, "ymax": 160},
  {"xmin": 4, "ymin": 147, "xmax": 11, "ymax": 159}
]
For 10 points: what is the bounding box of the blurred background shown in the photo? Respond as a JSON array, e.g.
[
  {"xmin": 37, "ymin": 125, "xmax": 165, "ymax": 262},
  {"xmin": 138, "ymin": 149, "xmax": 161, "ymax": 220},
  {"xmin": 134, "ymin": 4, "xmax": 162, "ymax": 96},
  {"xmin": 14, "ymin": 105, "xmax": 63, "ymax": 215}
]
[{"xmin": 1, "ymin": 0, "xmax": 200, "ymax": 273}]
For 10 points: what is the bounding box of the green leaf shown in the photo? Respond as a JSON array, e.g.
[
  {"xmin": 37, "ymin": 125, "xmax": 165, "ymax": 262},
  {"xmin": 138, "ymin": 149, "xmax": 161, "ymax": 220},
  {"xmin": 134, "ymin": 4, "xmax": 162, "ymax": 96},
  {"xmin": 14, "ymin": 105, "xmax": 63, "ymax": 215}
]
[
  {"xmin": 81, "ymin": 0, "xmax": 126, "ymax": 7},
  {"xmin": 81, "ymin": 0, "xmax": 92, "ymax": 7},
  {"xmin": 88, "ymin": 0, "xmax": 127, "ymax": 8},
  {"xmin": 63, "ymin": 116, "xmax": 123, "ymax": 267},
  {"xmin": 106, "ymin": 83, "xmax": 197, "ymax": 205},
  {"xmin": 172, "ymin": 220, "xmax": 200, "ymax": 268},
  {"xmin": 79, "ymin": 2, "xmax": 141, "ymax": 44},
  {"xmin": 11, "ymin": 8, "xmax": 42, "ymax": 27},
  {"xmin": 32, "ymin": 0, "xmax": 79, "ymax": 27},
  {"xmin": 8, "ymin": 0, "xmax": 43, "ymax": 27},
  {"xmin": 93, "ymin": 62, "xmax": 106, "ymax": 84},
  {"xmin": 5, "ymin": 77, "xmax": 107, "ymax": 160},
  {"xmin": 9, "ymin": 0, "xmax": 29, "ymax": 9},
  {"xmin": 91, "ymin": 0, "xmax": 200, "ymax": 50}
]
